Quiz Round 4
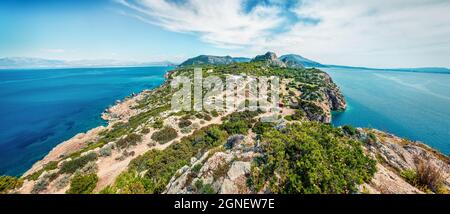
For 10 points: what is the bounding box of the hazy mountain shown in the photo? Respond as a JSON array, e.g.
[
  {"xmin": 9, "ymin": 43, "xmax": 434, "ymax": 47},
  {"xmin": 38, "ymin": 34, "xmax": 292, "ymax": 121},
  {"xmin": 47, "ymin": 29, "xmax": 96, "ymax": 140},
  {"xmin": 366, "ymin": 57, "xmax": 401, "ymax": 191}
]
[
  {"xmin": 327, "ymin": 64, "xmax": 450, "ymax": 74},
  {"xmin": 232, "ymin": 57, "xmax": 251, "ymax": 63},
  {"xmin": 279, "ymin": 54, "xmax": 325, "ymax": 68},
  {"xmin": 179, "ymin": 55, "xmax": 235, "ymax": 66},
  {"xmin": 0, "ymin": 57, "xmax": 176, "ymax": 69}
]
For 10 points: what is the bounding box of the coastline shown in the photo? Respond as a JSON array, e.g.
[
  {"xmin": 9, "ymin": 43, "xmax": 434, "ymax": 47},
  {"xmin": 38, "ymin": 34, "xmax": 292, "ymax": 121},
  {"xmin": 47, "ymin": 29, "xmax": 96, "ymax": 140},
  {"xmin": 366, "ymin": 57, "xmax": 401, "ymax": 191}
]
[
  {"xmin": 16, "ymin": 65, "xmax": 449, "ymax": 194},
  {"xmin": 21, "ymin": 87, "xmax": 161, "ymax": 178}
]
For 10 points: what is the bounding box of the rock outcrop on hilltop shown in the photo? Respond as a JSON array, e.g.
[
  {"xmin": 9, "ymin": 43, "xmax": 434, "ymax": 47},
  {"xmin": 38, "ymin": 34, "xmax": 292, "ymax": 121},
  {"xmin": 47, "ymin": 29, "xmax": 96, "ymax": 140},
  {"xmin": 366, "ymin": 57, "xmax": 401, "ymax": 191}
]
[{"xmin": 251, "ymin": 52, "xmax": 287, "ymax": 67}]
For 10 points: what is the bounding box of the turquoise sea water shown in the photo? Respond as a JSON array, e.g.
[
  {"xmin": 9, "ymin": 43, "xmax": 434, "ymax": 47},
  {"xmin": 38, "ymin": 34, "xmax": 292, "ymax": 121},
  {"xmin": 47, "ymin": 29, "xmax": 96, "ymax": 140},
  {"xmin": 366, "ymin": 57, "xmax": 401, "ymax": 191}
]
[
  {"xmin": 0, "ymin": 66, "xmax": 171, "ymax": 176},
  {"xmin": 323, "ymin": 68, "xmax": 450, "ymax": 155}
]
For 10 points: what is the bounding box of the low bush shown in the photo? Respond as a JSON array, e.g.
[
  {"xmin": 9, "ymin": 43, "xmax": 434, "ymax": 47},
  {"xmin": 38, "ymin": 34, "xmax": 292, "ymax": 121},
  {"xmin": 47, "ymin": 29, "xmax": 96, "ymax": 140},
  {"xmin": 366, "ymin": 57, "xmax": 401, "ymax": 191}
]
[
  {"xmin": 210, "ymin": 110, "xmax": 219, "ymax": 117},
  {"xmin": 141, "ymin": 127, "xmax": 150, "ymax": 134},
  {"xmin": 99, "ymin": 145, "xmax": 112, "ymax": 157},
  {"xmin": 194, "ymin": 180, "xmax": 216, "ymax": 194},
  {"xmin": 55, "ymin": 175, "xmax": 71, "ymax": 190},
  {"xmin": 25, "ymin": 161, "xmax": 59, "ymax": 181},
  {"xmin": 178, "ymin": 118, "xmax": 192, "ymax": 129},
  {"xmin": 342, "ymin": 125, "xmax": 357, "ymax": 136},
  {"xmin": 151, "ymin": 126, "xmax": 178, "ymax": 144},
  {"xmin": 116, "ymin": 133, "xmax": 142, "ymax": 149},
  {"xmin": 66, "ymin": 173, "xmax": 98, "ymax": 194},
  {"xmin": 204, "ymin": 114, "xmax": 212, "ymax": 121},
  {"xmin": 415, "ymin": 158, "xmax": 446, "ymax": 193},
  {"xmin": 252, "ymin": 122, "xmax": 275, "ymax": 135},
  {"xmin": 191, "ymin": 164, "xmax": 202, "ymax": 175},
  {"xmin": 285, "ymin": 110, "xmax": 305, "ymax": 121},
  {"xmin": 59, "ymin": 152, "xmax": 98, "ymax": 174},
  {"xmin": 152, "ymin": 119, "xmax": 164, "ymax": 129},
  {"xmin": 31, "ymin": 178, "xmax": 49, "ymax": 194},
  {"xmin": 0, "ymin": 176, "xmax": 23, "ymax": 194}
]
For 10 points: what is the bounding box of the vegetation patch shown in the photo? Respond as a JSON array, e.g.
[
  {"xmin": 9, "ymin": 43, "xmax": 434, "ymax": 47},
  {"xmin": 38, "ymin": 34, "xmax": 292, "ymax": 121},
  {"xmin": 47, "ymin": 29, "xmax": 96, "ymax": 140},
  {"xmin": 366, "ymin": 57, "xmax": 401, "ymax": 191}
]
[
  {"xmin": 116, "ymin": 133, "xmax": 142, "ymax": 149},
  {"xmin": 0, "ymin": 176, "xmax": 23, "ymax": 194},
  {"xmin": 151, "ymin": 126, "xmax": 178, "ymax": 144},
  {"xmin": 108, "ymin": 125, "xmax": 228, "ymax": 194},
  {"xmin": 248, "ymin": 122, "xmax": 376, "ymax": 194},
  {"xmin": 66, "ymin": 173, "xmax": 98, "ymax": 194},
  {"xmin": 59, "ymin": 153, "xmax": 98, "ymax": 174},
  {"xmin": 401, "ymin": 159, "xmax": 447, "ymax": 194},
  {"xmin": 194, "ymin": 180, "xmax": 216, "ymax": 194}
]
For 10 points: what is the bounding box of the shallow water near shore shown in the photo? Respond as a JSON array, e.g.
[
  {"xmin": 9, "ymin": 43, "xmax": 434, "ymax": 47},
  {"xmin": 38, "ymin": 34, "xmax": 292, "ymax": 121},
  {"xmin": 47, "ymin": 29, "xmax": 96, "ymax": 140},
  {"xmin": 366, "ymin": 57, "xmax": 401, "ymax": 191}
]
[
  {"xmin": 323, "ymin": 67, "xmax": 450, "ymax": 155},
  {"xmin": 0, "ymin": 66, "xmax": 172, "ymax": 176}
]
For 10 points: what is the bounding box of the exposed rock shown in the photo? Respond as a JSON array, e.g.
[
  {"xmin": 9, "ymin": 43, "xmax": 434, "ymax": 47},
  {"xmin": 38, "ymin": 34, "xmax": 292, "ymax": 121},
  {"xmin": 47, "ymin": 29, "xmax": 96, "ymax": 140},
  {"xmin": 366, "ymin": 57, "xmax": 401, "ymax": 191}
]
[
  {"xmin": 251, "ymin": 52, "xmax": 286, "ymax": 67},
  {"xmin": 357, "ymin": 129, "xmax": 450, "ymax": 194}
]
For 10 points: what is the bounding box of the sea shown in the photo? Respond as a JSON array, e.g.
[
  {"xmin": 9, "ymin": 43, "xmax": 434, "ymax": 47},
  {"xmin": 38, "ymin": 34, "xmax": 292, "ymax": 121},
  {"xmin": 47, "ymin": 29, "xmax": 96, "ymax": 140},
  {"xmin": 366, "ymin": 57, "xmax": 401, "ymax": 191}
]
[
  {"xmin": 323, "ymin": 67, "xmax": 450, "ymax": 155},
  {"xmin": 0, "ymin": 66, "xmax": 171, "ymax": 176}
]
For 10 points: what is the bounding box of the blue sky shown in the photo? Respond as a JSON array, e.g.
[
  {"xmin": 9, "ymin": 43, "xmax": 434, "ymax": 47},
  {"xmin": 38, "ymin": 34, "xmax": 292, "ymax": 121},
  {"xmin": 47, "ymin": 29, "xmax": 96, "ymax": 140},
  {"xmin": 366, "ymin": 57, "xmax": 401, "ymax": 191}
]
[{"xmin": 1, "ymin": 0, "xmax": 450, "ymax": 68}]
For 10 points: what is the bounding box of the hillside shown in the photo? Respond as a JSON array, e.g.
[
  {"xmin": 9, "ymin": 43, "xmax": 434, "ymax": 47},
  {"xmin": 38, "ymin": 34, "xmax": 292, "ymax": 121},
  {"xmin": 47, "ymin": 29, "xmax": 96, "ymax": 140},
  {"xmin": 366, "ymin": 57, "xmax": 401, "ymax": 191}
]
[
  {"xmin": 1, "ymin": 53, "xmax": 448, "ymax": 194},
  {"xmin": 279, "ymin": 54, "xmax": 326, "ymax": 68}
]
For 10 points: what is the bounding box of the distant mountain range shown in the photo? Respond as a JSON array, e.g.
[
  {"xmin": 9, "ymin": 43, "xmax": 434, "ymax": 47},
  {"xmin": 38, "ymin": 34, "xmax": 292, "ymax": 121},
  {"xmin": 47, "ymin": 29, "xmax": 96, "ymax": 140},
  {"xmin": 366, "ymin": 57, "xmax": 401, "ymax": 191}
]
[
  {"xmin": 179, "ymin": 53, "xmax": 324, "ymax": 68},
  {"xmin": 0, "ymin": 57, "xmax": 176, "ymax": 69},
  {"xmin": 179, "ymin": 52, "xmax": 450, "ymax": 74},
  {"xmin": 2, "ymin": 55, "xmax": 449, "ymax": 74}
]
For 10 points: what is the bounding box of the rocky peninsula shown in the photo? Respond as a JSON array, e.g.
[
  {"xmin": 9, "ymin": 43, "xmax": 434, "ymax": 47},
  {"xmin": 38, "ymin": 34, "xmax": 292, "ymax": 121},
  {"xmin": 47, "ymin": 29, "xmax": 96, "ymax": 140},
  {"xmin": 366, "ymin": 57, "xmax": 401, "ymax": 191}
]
[{"xmin": 1, "ymin": 52, "xmax": 448, "ymax": 194}]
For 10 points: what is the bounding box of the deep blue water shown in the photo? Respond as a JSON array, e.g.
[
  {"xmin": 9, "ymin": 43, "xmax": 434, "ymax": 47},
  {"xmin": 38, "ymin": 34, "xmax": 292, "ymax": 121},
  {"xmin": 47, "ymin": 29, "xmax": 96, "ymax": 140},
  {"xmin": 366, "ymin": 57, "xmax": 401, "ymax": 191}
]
[
  {"xmin": 0, "ymin": 66, "xmax": 171, "ymax": 176},
  {"xmin": 323, "ymin": 68, "xmax": 450, "ymax": 155}
]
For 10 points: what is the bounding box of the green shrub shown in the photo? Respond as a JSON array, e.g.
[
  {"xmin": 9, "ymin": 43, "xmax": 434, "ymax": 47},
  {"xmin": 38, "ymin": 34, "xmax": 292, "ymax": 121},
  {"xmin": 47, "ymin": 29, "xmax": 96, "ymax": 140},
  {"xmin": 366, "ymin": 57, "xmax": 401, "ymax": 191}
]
[
  {"xmin": 141, "ymin": 127, "xmax": 150, "ymax": 134},
  {"xmin": 204, "ymin": 114, "xmax": 212, "ymax": 121},
  {"xmin": 66, "ymin": 173, "xmax": 98, "ymax": 194},
  {"xmin": 401, "ymin": 160, "xmax": 446, "ymax": 194},
  {"xmin": 25, "ymin": 161, "xmax": 59, "ymax": 181},
  {"xmin": 194, "ymin": 180, "xmax": 216, "ymax": 194},
  {"xmin": 342, "ymin": 125, "xmax": 357, "ymax": 136},
  {"xmin": 116, "ymin": 133, "xmax": 142, "ymax": 149},
  {"xmin": 285, "ymin": 110, "xmax": 305, "ymax": 121},
  {"xmin": 152, "ymin": 119, "xmax": 164, "ymax": 129},
  {"xmin": 252, "ymin": 122, "xmax": 275, "ymax": 135},
  {"xmin": 59, "ymin": 153, "xmax": 98, "ymax": 174},
  {"xmin": 99, "ymin": 145, "xmax": 112, "ymax": 157},
  {"xmin": 103, "ymin": 171, "xmax": 149, "ymax": 194},
  {"xmin": 192, "ymin": 164, "xmax": 202, "ymax": 174},
  {"xmin": 178, "ymin": 118, "xmax": 192, "ymax": 129},
  {"xmin": 249, "ymin": 122, "xmax": 376, "ymax": 194},
  {"xmin": 151, "ymin": 126, "xmax": 178, "ymax": 144},
  {"xmin": 0, "ymin": 176, "xmax": 23, "ymax": 194},
  {"xmin": 210, "ymin": 110, "xmax": 219, "ymax": 117},
  {"xmin": 368, "ymin": 133, "xmax": 377, "ymax": 142},
  {"xmin": 31, "ymin": 178, "xmax": 49, "ymax": 194},
  {"xmin": 222, "ymin": 120, "xmax": 251, "ymax": 135}
]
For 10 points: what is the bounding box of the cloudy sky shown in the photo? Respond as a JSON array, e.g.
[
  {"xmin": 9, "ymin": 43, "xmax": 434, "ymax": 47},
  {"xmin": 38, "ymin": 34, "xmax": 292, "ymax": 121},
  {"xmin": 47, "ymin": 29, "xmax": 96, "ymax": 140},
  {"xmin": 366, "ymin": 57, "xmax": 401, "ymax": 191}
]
[{"xmin": 1, "ymin": 0, "xmax": 450, "ymax": 68}]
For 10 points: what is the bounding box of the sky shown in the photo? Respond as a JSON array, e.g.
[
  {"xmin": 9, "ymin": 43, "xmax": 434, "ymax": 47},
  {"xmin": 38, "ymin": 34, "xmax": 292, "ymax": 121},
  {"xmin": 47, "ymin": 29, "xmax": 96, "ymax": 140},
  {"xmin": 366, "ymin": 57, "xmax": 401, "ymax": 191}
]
[{"xmin": 1, "ymin": 0, "xmax": 450, "ymax": 68}]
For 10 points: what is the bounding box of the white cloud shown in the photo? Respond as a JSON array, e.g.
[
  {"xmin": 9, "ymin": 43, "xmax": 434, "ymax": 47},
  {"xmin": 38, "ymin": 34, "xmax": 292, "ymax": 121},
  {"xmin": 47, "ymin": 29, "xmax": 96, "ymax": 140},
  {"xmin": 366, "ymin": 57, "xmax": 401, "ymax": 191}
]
[
  {"xmin": 118, "ymin": 0, "xmax": 450, "ymax": 67},
  {"xmin": 117, "ymin": 0, "xmax": 285, "ymax": 48},
  {"xmin": 264, "ymin": 0, "xmax": 450, "ymax": 67}
]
